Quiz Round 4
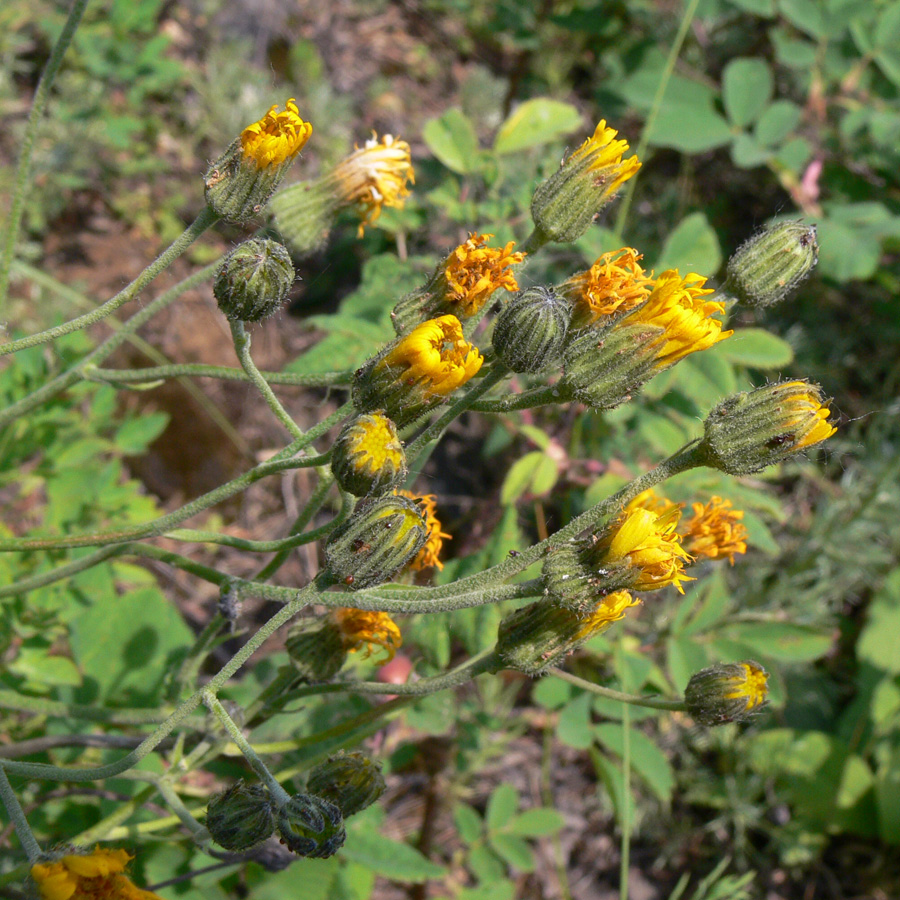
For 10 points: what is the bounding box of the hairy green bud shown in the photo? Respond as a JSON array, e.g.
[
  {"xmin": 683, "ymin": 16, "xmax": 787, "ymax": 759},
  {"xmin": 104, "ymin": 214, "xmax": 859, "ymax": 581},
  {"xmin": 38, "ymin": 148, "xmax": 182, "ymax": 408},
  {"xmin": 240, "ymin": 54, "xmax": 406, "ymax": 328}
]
[
  {"xmin": 492, "ymin": 286, "xmax": 570, "ymax": 374},
  {"xmin": 206, "ymin": 781, "xmax": 275, "ymax": 851},
  {"xmin": 214, "ymin": 239, "xmax": 295, "ymax": 322},
  {"xmin": 684, "ymin": 661, "xmax": 769, "ymax": 726},
  {"xmin": 306, "ymin": 751, "xmax": 386, "ymax": 817},
  {"xmin": 331, "ymin": 412, "xmax": 407, "ymax": 497},
  {"xmin": 276, "ymin": 793, "xmax": 346, "ymax": 858}
]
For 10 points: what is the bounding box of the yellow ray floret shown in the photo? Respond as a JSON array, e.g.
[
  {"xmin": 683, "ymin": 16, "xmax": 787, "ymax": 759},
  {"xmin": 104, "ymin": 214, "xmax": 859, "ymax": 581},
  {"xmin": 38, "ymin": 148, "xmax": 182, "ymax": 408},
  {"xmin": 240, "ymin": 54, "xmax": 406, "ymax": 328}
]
[
  {"xmin": 725, "ymin": 661, "xmax": 769, "ymax": 711},
  {"xmin": 240, "ymin": 99, "xmax": 312, "ymax": 168},
  {"xmin": 444, "ymin": 233, "xmax": 526, "ymax": 317},
  {"xmin": 779, "ymin": 381, "xmax": 838, "ymax": 449},
  {"xmin": 575, "ymin": 590, "xmax": 641, "ymax": 640},
  {"xmin": 603, "ymin": 506, "xmax": 693, "ymax": 593},
  {"xmin": 398, "ymin": 491, "xmax": 451, "ymax": 571},
  {"xmin": 333, "ymin": 608, "xmax": 402, "ymax": 662},
  {"xmin": 381, "ymin": 315, "xmax": 483, "ymax": 398},
  {"xmin": 681, "ymin": 496, "xmax": 748, "ymax": 564},
  {"xmin": 569, "ymin": 119, "xmax": 641, "ymax": 191},
  {"xmin": 31, "ymin": 847, "xmax": 163, "ymax": 900},
  {"xmin": 333, "ymin": 133, "xmax": 415, "ymax": 235},
  {"xmin": 630, "ymin": 269, "xmax": 731, "ymax": 367},
  {"xmin": 564, "ymin": 247, "xmax": 653, "ymax": 325}
]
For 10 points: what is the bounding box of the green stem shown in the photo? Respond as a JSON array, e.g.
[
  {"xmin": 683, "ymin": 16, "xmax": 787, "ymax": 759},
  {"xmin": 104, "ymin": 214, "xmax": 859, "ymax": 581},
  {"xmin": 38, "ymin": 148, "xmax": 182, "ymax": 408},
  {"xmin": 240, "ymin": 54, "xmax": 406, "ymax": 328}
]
[
  {"xmin": 230, "ymin": 320, "xmax": 304, "ymax": 440},
  {"xmin": 0, "ymin": 766, "xmax": 42, "ymax": 861},
  {"xmin": 0, "ymin": 0, "xmax": 90, "ymax": 307},
  {"xmin": 115, "ymin": 771, "xmax": 208, "ymax": 840},
  {"xmin": 620, "ymin": 702, "xmax": 631, "ymax": 900},
  {"xmin": 0, "ymin": 582, "xmax": 317, "ymax": 781},
  {"xmin": 0, "ymin": 688, "xmax": 168, "ymax": 725},
  {"xmin": 546, "ymin": 668, "xmax": 686, "ymax": 711},
  {"xmin": 469, "ymin": 383, "xmax": 570, "ymax": 413},
  {"xmin": 202, "ymin": 693, "xmax": 290, "ymax": 805},
  {"xmin": 169, "ymin": 614, "xmax": 227, "ymax": 703},
  {"xmin": 613, "ymin": 0, "xmax": 701, "ymax": 241},
  {"xmin": 165, "ymin": 508, "xmax": 338, "ymax": 551},
  {"xmin": 519, "ymin": 227, "xmax": 551, "ymax": 256},
  {"xmin": 84, "ymin": 362, "xmax": 353, "ymax": 388},
  {"xmin": 0, "ymin": 262, "xmax": 220, "ymax": 430},
  {"xmin": 75, "ymin": 785, "xmax": 157, "ymax": 845},
  {"xmin": 0, "ymin": 207, "xmax": 219, "ymax": 356}
]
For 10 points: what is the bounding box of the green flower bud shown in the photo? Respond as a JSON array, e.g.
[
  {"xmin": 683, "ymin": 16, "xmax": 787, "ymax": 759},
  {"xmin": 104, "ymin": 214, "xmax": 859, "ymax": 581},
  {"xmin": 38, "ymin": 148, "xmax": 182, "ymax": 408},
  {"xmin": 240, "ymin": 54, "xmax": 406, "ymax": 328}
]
[
  {"xmin": 492, "ymin": 286, "xmax": 571, "ymax": 374},
  {"xmin": 684, "ymin": 661, "xmax": 769, "ymax": 726},
  {"xmin": 531, "ymin": 120, "xmax": 640, "ymax": 245},
  {"xmin": 276, "ymin": 793, "xmax": 346, "ymax": 858},
  {"xmin": 497, "ymin": 591, "xmax": 639, "ymax": 676},
  {"xmin": 726, "ymin": 221, "xmax": 818, "ymax": 308},
  {"xmin": 331, "ymin": 412, "xmax": 407, "ymax": 497},
  {"xmin": 204, "ymin": 100, "xmax": 311, "ymax": 224},
  {"xmin": 306, "ymin": 751, "xmax": 386, "ymax": 817},
  {"xmin": 268, "ymin": 179, "xmax": 339, "ymax": 256},
  {"xmin": 562, "ymin": 320, "xmax": 660, "ymax": 409},
  {"xmin": 324, "ymin": 494, "xmax": 428, "ymax": 589},
  {"xmin": 285, "ymin": 618, "xmax": 348, "ymax": 683},
  {"xmin": 699, "ymin": 380, "xmax": 837, "ymax": 475},
  {"xmin": 214, "ymin": 239, "xmax": 295, "ymax": 322},
  {"xmin": 206, "ymin": 781, "xmax": 275, "ymax": 851}
]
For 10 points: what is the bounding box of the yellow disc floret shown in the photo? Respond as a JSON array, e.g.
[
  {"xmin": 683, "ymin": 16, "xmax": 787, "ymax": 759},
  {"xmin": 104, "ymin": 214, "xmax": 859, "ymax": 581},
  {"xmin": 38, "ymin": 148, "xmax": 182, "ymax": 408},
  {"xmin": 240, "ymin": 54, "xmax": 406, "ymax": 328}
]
[
  {"xmin": 380, "ymin": 315, "xmax": 483, "ymax": 398},
  {"xmin": 31, "ymin": 846, "xmax": 163, "ymax": 900},
  {"xmin": 333, "ymin": 133, "xmax": 415, "ymax": 235},
  {"xmin": 726, "ymin": 661, "xmax": 770, "ymax": 711},
  {"xmin": 443, "ymin": 233, "xmax": 526, "ymax": 317},
  {"xmin": 240, "ymin": 99, "xmax": 312, "ymax": 168},
  {"xmin": 568, "ymin": 120, "xmax": 642, "ymax": 190},
  {"xmin": 333, "ymin": 608, "xmax": 402, "ymax": 662},
  {"xmin": 629, "ymin": 269, "xmax": 731, "ymax": 367},
  {"xmin": 680, "ymin": 496, "xmax": 748, "ymax": 564}
]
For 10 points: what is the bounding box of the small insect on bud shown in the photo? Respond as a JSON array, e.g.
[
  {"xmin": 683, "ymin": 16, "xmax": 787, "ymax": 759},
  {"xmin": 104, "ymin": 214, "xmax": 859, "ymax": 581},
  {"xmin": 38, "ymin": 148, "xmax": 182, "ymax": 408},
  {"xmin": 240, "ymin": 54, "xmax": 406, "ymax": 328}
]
[
  {"xmin": 331, "ymin": 411, "xmax": 407, "ymax": 497},
  {"xmin": 324, "ymin": 494, "xmax": 428, "ymax": 589},
  {"xmin": 213, "ymin": 238, "xmax": 295, "ymax": 322},
  {"xmin": 684, "ymin": 661, "xmax": 769, "ymax": 726},
  {"xmin": 699, "ymin": 380, "xmax": 837, "ymax": 475},
  {"xmin": 276, "ymin": 793, "xmax": 346, "ymax": 858},
  {"xmin": 306, "ymin": 751, "xmax": 386, "ymax": 817},
  {"xmin": 205, "ymin": 99, "xmax": 312, "ymax": 223},
  {"xmin": 726, "ymin": 220, "xmax": 818, "ymax": 308},
  {"xmin": 492, "ymin": 286, "xmax": 571, "ymax": 374},
  {"xmin": 206, "ymin": 781, "xmax": 276, "ymax": 851}
]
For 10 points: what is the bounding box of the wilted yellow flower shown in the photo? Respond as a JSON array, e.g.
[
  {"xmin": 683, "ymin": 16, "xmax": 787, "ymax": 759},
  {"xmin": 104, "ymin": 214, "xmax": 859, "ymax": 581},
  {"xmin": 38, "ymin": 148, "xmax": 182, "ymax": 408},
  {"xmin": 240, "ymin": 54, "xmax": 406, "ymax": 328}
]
[
  {"xmin": 562, "ymin": 247, "xmax": 653, "ymax": 327},
  {"xmin": 680, "ymin": 496, "xmax": 748, "ymax": 564},
  {"xmin": 444, "ymin": 233, "xmax": 526, "ymax": 317},
  {"xmin": 574, "ymin": 590, "xmax": 641, "ymax": 640},
  {"xmin": 628, "ymin": 269, "xmax": 731, "ymax": 367},
  {"xmin": 333, "ymin": 133, "xmax": 414, "ymax": 235},
  {"xmin": 569, "ymin": 120, "xmax": 642, "ymax": 190},
  {"xmin": 240, "ymin": 99, "xmax": 312, "ymax": 168},
  {"xmin": 398, "ymin": 491, "xmax": 451, "ymax": 571},
  {"xmin": 381, "ymin": 315, "xmax": 483, "ymax": 398},
  {"xmin": 31, "ymin": 847, "xmax": 163, "ymax": 900},
  {"xmin": 600, "ymin": 506, "xmax": 693, "ymax": 593},
  {"xmin": 780, "ymin": 381, "xmax": 838, "ymax": 449},
  {"xmin": 333, "ymin": 608, "xmax": 402, "ymax": 661}
]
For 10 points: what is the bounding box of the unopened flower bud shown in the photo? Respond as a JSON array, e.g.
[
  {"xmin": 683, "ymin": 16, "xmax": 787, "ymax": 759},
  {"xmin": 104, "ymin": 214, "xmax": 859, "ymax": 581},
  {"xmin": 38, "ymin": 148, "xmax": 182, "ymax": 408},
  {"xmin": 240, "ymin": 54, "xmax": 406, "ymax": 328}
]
[
  {"xmin": 306, "ymin": 751, "xmax": 386, "ymax": 817},
  {"xmin": 684, "ymin": 661, "xmax": 769, "ymax": 725},
  {"xmin": 531, "ymin": 120, "xmax": 640, "ymax": 245},
  {"xmin": 206, "ymin": 781, "xmax": 276, "ymax": 851},
  {"xmin": 214, "ymin": 239, "xmax": 295, "ymax": 322},
  {"xmin": 699, "ymin": 380, "xmax": 837, "ymax": 475},
  {"xmin": 205, "ymin": 99, "xmax": 312, "ymax": 223},
  {"xmin": 277, "ymin": 793, "xmax": 346, "ymax": 858},
  {"xmin": 324, "ymin": 494, "xmax": 428, "ymax": 589},
  {"xmin": 726, "ymin": 221, "xmax": 818, "ymax": 308},
  {"xmin": 331, "ymin": 412, "xmax": 407, "ymax": 497},
  {"xmin": 492, "ymin": 286, "xmax": 570, "ymax": 374},
  {"xmin": 497, "ymin": 591, "xmax": 638, "ymax": 676},
  {"xmin": 285, "ymin": 617, "xmax": 348, "ymax": 683}
]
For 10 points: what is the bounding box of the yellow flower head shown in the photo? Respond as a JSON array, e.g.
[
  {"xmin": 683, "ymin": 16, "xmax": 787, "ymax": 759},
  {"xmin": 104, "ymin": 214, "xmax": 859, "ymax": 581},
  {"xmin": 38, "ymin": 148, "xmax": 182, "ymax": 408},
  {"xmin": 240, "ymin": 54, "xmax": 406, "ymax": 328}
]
[
  {"xmin": 680, "ymin": 496, "xmax": 748, "ymax": 564},
  {"xmin": 240, "ymin": 99, "xmax": 312, "ymax": 168},
  {"xmin": 628, "ymin": 269, "xmax": 731, "ymax": 367},
  {"xmin": 333, "ymin": 133, "xmax": 415, "ymax": 235},
  {"xmin": 568, "ymin": 120, "xmax": 642, "ymax": 192},
  {"xmin": 31, "ymin": 847, "xmax": 163, "ymax": 900},
  {"xmin": 381, "ymin": 315, "xmax": 483, "ymax": 398},
  {"xmin": 563, "ymin": 247, "xmax": 653, "ymax": 327},
  {"xmin": 725, "ymin": 661, "xmax": 770, "ymax": 711},
  {"xmin": 779, "ymin": 381, "xmax": 838, "ymax": 450},
  {"xmin": 575, "ymin": 590, "xmax": 640, "ymax": 640},
  {"xmin": 443, "ymin": 233, "xmax": 526, "ymax": 317},
  {"xmin": 333, "ymin": 608, "xmax": 402, "ymax": 662},
  {"xmin": 601, "ymin": 506, "xmax": 693, "ymax": 593},
  {"xmin": 398, "ymin": 491, "xmax": 451, "ymax": 571},
  {"xmin": 626, "ymin": 488, "xmax": 680, "ymax": 517}
]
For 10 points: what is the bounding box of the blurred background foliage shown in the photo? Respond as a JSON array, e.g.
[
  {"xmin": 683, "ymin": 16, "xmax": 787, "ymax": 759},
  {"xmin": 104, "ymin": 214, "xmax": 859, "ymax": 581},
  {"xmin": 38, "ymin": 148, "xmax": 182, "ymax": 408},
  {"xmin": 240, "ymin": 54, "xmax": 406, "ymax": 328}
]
[{"xmin": 2, "ymin": 0, "xmax": 899, "ymax": 898}]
